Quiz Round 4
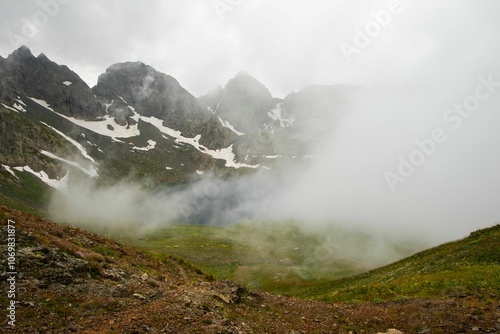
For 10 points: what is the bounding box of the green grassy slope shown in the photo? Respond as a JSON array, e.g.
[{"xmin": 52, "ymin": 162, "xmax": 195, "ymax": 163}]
[
  {"xmin": 124, "ymin": 222, "xmax": 500, "ymax": 304},
  {"xmin": 296, "ymin": 224, "xmax": 500, "ymax": 302},
  {"xmin": 123, "ymin": 221, "xmax": 426, "ymax": 294}
]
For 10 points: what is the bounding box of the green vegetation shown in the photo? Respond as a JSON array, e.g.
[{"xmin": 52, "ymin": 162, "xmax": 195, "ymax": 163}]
[
  {"xmin": 293, "ymin": 224, "xmax": 500, "ymax": 302},
  {"xmin": 0, "ymin": 168, "xmax": 51, "ymax": 215},
  {"xmin": 92, "ymin": 245, "xmax": 118, "ymax": 258},
  {"xmin": 0, "ymin": 98, "xmax": 238, "ymax": 214},
  {"xmin": 124, "ymin": 221, "xmax": 500, "ymax": 303},
  {"xmin": 124, "ymin": 221, "xmax": 425, "ymax": 295},
  {"xmin": 2, "ymin": 101, "xmax": 499, "ymax": 307}
]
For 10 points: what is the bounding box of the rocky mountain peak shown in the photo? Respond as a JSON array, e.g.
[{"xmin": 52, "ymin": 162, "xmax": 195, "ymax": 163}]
[
  {"xmin": 93, "ymin": 61, "xmax": 208, "ymax": 137},
  {"xmin": 8, "ymin": 45, "xmax": 34, "ymax": 60},
  {"xmin": 225, "ymin": 71, "xmax": 273, "ymax": 101},
  {"xmin": 0, "ymin": 46, "xmax": 363, "ymax": 189},
  {"xmin": 198, "ymin": 72, "xmax": 276, "ymax": 136},
  {"xmin": 94, "ymin": 61, "xmax": 186, "ymax": 103},
  {"xmin": 1, "ymin": 46, "xmax": 105, "ymax": 119},
  {"xmin": 37, "ymin": 52, "xmax": 48, "ymax": 58},
  {"xmin": 107, "ymin": 60, "xmax": 147, "ymax": 72}
]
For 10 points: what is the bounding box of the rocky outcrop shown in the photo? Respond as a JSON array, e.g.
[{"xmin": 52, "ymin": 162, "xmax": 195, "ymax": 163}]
[
  {"xmin": 0, "ymin": 46, "xmax": 105, "ymax": 119},
  {"xmin": 105, "ymin": 97, "xmax": 135, "ymax": 127},
  {"xmin": 0, "ymin": 103, "xmax": 73, "ymax": 178},
  {"xmin": 199, "ymin": 115, "xmax": 237, "ymax": 150},
  {"xmin": 199, "ymin": 71, "xmax": 276, "ymax": 135},
  {"xmin": 93, "ymin": 61, "xmax": 209, "ymax": 137},
  {"xmin": 198, "ymin": 72, "xmax": 288, "ymax": 157}
]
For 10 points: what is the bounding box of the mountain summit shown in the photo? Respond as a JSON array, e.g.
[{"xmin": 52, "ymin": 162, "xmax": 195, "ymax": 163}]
[
  {"xmin": 0, "ymin": 46, "xmax": 104, "ymax": 119},
  {"xmin": 0, "ymin": 46, "xmax": 356, "ymax": 211},
  {"xmin": 93, "ymin": 62, "xmax": 207, "ymax": 137}
]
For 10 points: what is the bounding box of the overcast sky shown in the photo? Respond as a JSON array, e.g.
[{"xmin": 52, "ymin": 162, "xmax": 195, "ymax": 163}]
[
  {"xmin": 1, "ymin": 0, "xmax": 499, "ymax": 97},
  {"xmin": 2, "ymin": 0, "xmax": 500, "ymax": 241}
]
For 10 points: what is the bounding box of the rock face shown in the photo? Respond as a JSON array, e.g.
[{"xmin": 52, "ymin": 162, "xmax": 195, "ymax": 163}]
[
  {"xmin": 0, "ymin": 45, "xmax": 363, "ymax": 204},
  {"xmin": 198, "ymin": 72, "xmax": 291, "ymax": 158},
  {"xmin": 199, "ymin": 71, "xmax": 276, "ymax": 134},
  {"xmin": 0, "ymin": 104, "xmax": 73, "ymax": 178},
  {"xmin": 93, "ymin": 61, "xmax": 209, "ymax": 137},
  {"xmin": 0, "ymin": 46, "xmax": 105, "ymax": 119}
]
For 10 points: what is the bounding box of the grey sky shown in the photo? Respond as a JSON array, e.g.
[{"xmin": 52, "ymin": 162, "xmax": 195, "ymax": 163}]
[
  {"xmin": 2, "ymin": 0, "xmax": 500, "ymax": 241},
  {"xmin": 1, "ymin": 0, "xmax": 498, "ymax": 97}
]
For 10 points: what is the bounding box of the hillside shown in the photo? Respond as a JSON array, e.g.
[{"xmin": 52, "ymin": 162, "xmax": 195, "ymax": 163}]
[
  {"xmin": 297, "ymin": 224, "xmax": 500, "ymax": 303},
  {"xmin": 125, "ymin": 222, "xmax": 427, "ymax": 294},
  {"xmin": 1, "ymin": 206, "xmax": 499, "ymax": 333}
]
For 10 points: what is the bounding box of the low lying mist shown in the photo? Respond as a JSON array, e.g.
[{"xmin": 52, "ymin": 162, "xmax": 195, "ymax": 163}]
[
  {"xmin": 49, "ymin": 75, "xmax": 500, "ymax": 273},
  {"xmin": 50, "ymin": 73, "xmax": 500, "ymax": 267},
  {"xmin": 49, "ymin": 2, "xmax": 500, "ymax": 270}
]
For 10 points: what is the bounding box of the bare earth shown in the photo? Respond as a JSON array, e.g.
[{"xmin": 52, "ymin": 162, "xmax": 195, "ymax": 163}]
[{"xmin": 1, "ymin": 207, "xmax": 498, "ymax": 333}]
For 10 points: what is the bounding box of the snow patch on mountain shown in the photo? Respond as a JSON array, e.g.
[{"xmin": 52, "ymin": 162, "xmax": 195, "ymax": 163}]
[
  {"xmin": 15, "ymin": 97, "xmax": 26, "ymax": 106},
  {"xmin": 13, "ymin": 102, "xmax": 26, "ymax": 112},
  {"xmin": 268, "ymin": 103, "xmax": 295, "ymax": 128},
  {"xmin": 2, "ymin": 165, "xmax": 19, "ymax": 179},
  {"xmin": 40, "ymin": 150, "xmax": 98, "ymax": 178},
  {"xmin": 207, "ymin": 103, "xmax": 219, "ymax": 114},
  {"xmin": 105, "ymin": 100, "xmax": 114, "ymax": 112},
  {"xmin": 1, "ymin": 103, "xmax": 19, "ymax": 113},
  {"xmin": 29, "ymin": 97, "xmax": 55, "ymax": 111},
  {"xmin": 2, "ymin": 101, "xmax": 27, "ymax": 113},
  {"xmin": 112, "ymin": 137, "xmax": 126, "ymax": 143},
  {"xmin": 141, "ymin": 116, "xmax": 182, "ymax": 139},
  {"xmin": 131, "ymin": 140, "xmax": 156, "ymax": 152},
  {"xmin": 63, "ymin": 114, "xmax": 138, "ymax": 138},
  {"xmin": 84, "ymin": 138, "xmax": 104, "ymax": 153},
  {"xmin": 142, "ymin": 116, "xmax": 259, "ymax": 169},
  {"xmin": 13, "ymin": 166, "xmax": 69, "ymax": 192},
  {"xmin": 30, "ymin": 97, "xmax": 140, "ymax": 138},
  {"xmin": 127, "ymin": 105, "xmax": 137, "ymax": 114},
  {"xmin": 40, "ymin": 122, "xmax": 98, "ymax": 164},
  {"xmin": 218, "ymin": 117, "xmax": 245, "ymax": 136},
  {"xmin": 205, "ymin": 145, "xmax": 259, "ymax": 169}
]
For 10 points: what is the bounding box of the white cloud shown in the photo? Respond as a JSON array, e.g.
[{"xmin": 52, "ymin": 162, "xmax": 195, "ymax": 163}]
[
  {"xmin": 2, "ymin": 0, "xmax": 500, "ymax": 243},
  {"xmin": 0, "ymin": 0, "xmax": 498, "ymax": 97}
]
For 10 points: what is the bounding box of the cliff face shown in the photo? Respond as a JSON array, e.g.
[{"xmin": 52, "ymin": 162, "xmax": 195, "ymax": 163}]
[
  {"xmin": 93, "ymin": 61, "xmax": 209, "ymax": 137},
  {"xmin": 197, "ymin": 72, "xmax": 288, "ymax": 159},
  {"xmin": 0, "ymin": 46, "xmax": 361, "ymax": 213},
  {"xmin": 0, "ymin": 46, "xmax": 105, "ymax": 119},
  {"xmin": 199, "ymin": 71, "xmax": 276, "ymax": 134},
  {"xmin": 0, "ymin": 106, "xmax": 73, "ymax": 178}
]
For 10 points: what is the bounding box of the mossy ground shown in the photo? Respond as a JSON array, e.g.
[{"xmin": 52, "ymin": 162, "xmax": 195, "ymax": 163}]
[{"xmin": 124, "ymin": 220, "xmax": 431, "ymax": 298}]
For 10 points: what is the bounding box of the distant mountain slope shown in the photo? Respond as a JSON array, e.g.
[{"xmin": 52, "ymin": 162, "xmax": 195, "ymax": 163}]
[
  {"xmin": 199, "ymin": 71, "xmax": 276, "ymax": 134},
  {"xmin": 198, "ymin": 72, "xmax": 306, "ymax": 163},
  {"xmin": 1, "ymin": 207, "xmax": 499, "ymax": 333},
  {"xmin": 0, "ymin": 46, "xmax": 365, "ymax": 213}
]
